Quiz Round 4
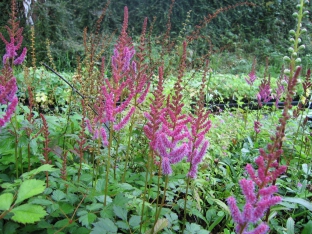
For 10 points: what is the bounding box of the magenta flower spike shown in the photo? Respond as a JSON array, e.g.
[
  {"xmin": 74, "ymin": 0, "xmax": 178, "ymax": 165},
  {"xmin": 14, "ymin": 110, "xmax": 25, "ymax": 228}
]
[
  {"xmin": 245, "ymin": 70, "xmax": 257, "ymax": 86},
  {"xmin": 0, "ymin": 1, "xmax": 27, "ymax": 128},
  {"xmin": 257, "ymin": 77, "xmax": 272, "ymax": 106},
  {"xmin": 87, "ymin": 6, "xmax": 150, "ymax": 146},
  {"xmin": 245, "ymin": 60, "xmax": 257, "ymax": 86},
  {"xmin": 146, "ymin": 42, "xmax": 190, "ymax": 175}
]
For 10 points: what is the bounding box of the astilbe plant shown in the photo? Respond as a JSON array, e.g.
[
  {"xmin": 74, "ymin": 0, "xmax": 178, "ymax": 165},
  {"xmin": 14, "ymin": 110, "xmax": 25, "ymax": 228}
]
[
  {"xmin": 227, "ymin": 1, "xmax": 309, "ymax": 230},
  {"xmin": 182, "ymin": 62, "xmax": 211, "ymax": 232},
  {"xmin": 85, "ymin": 6, "xmax": 150, "ymax": 205},
  {"xmin": 227, "ymin": 67, "xmax": 302, "ymax": 234}
]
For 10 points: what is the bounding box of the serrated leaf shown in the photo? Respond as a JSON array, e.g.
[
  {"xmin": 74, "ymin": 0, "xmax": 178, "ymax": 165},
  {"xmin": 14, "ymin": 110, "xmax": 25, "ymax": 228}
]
[
  {"xmin": 51, "ymin": 190, "xmax": 66, "ymax": 201},
  {"xmin": 91, "ymin": 218, "xmax": 117, "ymax": 233},
  {"xmin": 30, "ymin": 198, "xmax": 54, "ymax": 206},
  {"xmin": 0, "ymin": 193, "xmax": 13, "ymax": 210},
  {"xmin": 54, "ymin": 219, "xmax": 76, "ymax": 228},
  {"xmin": 129, "ymin": 215, "xmax": 141, "ymax": 227},
  {"xmin": 116, "ymin": 220, "xmax": 129, "ymax": 230},
  {"xmin": 15, "ymin": 179, "xmax": 46, "ymax": 204},
  {"xmin": 79, "ymin": 213, "xmax": 97, "ymax": 227},
  {"xmin": 286, "ymin": 217, "xmax": 295, "ymax": 234},
  {"xmin": 10, "ymin": 204, "xmax": 46, "ymax": 224},
  {"xmin": 112, "ymin": 193, "xmax": 129, "ymax": 207},
  {"xmin": 113, "ymin": 205, "xmax": 127, "ymax": 221},
  {"xmin": 21, "ymin": 164, "xmax": 56, "ymax": 179},
  {"xmin": 282, "ymin": 197, "xmax": 312, "ymax": 211},
  {"xmin": 86, "ymin": 203, "xmax": 103, "ymax": 211},
  {"xmin": 145, "ymin": 218, "xmax": 169, "ymax": 234}
]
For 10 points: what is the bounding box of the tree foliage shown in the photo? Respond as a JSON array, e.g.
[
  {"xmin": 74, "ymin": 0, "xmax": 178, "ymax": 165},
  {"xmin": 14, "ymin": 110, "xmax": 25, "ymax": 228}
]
[{"xmin": 0, "ymin": 0, "xmax": 305, "ymax": 70}]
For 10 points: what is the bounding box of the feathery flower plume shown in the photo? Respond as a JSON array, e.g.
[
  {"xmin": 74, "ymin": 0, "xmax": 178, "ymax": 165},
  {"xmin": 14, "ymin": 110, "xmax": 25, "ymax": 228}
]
[
  {"xmin": 152, "ymin": 41, "xmax": 190, "ymax": 175},
  {"xmin": 0, "ymin": 0, "xmax": 27, "ymax": 66},
  {"xmin": 88, "ymin": 7, "xmax": 149, "ymax": 146},
  {"xmin": 245, "ymin": 59, "xmax": 257, "ymax": 86},
  {"xmin": 257, "ymin": 77, "xmax": 271, "ymax": 107},
  {"xmin": 187, "ymin": 60, "xmax": 211, "ymax": 179},
  {"xmin": 0, "ymin": 0, "xmax": 27, "ymax": 128},
  {"xmin": 254, "ymin": 121, "xmax": 262, "ymax": 134},
  {"xmin": 144, "ymin": 66, "xmax": 167, "ymax": 164}
]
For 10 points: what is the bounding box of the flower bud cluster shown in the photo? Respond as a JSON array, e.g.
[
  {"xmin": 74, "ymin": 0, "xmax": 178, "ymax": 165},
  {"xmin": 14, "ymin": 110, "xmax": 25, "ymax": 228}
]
[{"xmin": 284, "ymin": 0, "xmax": 308, "ymax": 74}]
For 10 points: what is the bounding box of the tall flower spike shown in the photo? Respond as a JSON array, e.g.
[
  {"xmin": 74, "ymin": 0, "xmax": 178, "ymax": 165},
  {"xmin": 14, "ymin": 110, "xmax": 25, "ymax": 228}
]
[
  {"xmin": 245, "ymin": 59, "xmax": 257, "ymax": 86},
  {"xmin": 187, "ymin": 60, "xmax": 211, "ymax": 179},
  {"xmin": 153, "ymin": 41, "xmax": 190, "ymax": 175},
  {"xmin": 0, "ymin": 0, "xmax": 27, "ymax": 65},
  {"xmin": 0, "ymin": 1, "xmax": 27, "ymax": 128},
  {"xmin": 257, "ymin": 76, "xmax": 271, "ymax": 107},
  {"xmin": 144, "ymin": 66, "xmax": 167, "ymax": 164}
]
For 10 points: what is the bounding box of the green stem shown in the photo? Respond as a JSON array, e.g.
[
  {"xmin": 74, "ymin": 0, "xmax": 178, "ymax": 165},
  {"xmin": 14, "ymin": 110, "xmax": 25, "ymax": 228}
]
[
  {"xmin": 122, "ymin": 119, "xmax": 135, "ymax": 182},
  {"xmin": 182, "ymin": 176, "xmax": 191, "ymax": 232},
  {"xmin": 140, "ymin": 149, "xmax": 153, "ymax": 233},
  {"xmin": 153, "ymin": 175, "xmax": 169, "ymax": 234},
  {"xmin": 104, "ymin": 123, "xmax": 113, "ymax": 206}
]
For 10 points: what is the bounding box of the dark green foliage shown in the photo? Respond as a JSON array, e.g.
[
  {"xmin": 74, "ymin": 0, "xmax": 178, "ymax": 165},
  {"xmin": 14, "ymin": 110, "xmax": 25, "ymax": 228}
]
[{"xmin": 0, "ymin": 0, "xmax": 303, "ymax": 71}]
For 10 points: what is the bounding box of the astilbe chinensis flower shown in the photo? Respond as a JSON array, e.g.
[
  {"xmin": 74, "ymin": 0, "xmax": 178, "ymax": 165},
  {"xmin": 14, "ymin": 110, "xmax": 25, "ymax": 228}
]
[
  {"xmin": 149, "ymin": 42, "xmax": 190, "ymax": 175},
  {"xmin": 87, "ymin": 6, "xmax": 149, "ymax": 145},
  {"xmin": 144, "ymin": 66, "xmax": 167, "ymax": 164},
  {"xmin": 245, "ymin": 59, "xmax": 257, "ymax": 86},
  {"xmin": 0, "ymin": 0, "xmax": 27, "ymax": 66},
  {"xmin": 257, "ymin": 76, "xmax": 272, "ymax": 107},
  {"xmin": 187, "ymin": 61, "xmax": 211, "ymax": 178},
  {"xmin": 0, "ymin": 0, "xmax": 27, "ymax": 128},
  {"xmin": 253, "ymin": 121, "xmax": 262, "ymax": 134}
]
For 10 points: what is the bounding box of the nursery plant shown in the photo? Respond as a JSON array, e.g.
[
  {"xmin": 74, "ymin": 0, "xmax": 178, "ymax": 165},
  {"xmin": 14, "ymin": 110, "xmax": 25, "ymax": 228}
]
[{"xmin": 0, "ymin": 0, "xmax": 312, "ymax": 234}]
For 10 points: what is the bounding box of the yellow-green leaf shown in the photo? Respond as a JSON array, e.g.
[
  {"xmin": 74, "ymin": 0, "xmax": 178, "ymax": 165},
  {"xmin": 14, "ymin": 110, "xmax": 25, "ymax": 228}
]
[
  {"xmin": 0, "ymin": 193, "xmax": 14, "ymax": 210},
  {"xmin": 145, "ymin": 218, "xmax": 169, "ymax": 234},
  {"xmin": 11, "ymin": 204, "xmax": 47, "ymax": 224},
  {"xmin": 15, "ymin": 179, "xmax": 46, "ymax": 205}
]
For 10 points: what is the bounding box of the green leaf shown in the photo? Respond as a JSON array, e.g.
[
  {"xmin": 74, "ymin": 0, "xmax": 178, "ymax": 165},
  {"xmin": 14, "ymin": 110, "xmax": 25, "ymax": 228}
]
[
  {"xmin": 3, "ymin": 221, "xmax": 20, "ymax": 234},
  {"xmin": 21, "ymin": 164, "xmax": 56, "ymax": 179},
  {"xmin": 302, "ymin": 220, "xmax": 312, "ymax": 234},
  {"xmin": 113, "ymin": 205, "xmax": 127, "ymax": 221},
  {"xmin": 15, "ymin": 179, "xmax": 46, "ymax": 204},
  {"xmin": 286, "ymin": 217, "xmax": 295, "ymax": 234},
  {"xmin": 190, "ymin": 208, "xmax": 208, "ymax": 225},
  {"xmin": 78, "ymin": 213, "xmax": 97, "ymax": 227},
  {"xmin": 10, "ymin": 204, "xmax": 47, "ymax": 224},
  {"xmin": 116, "ymin": 221, "xmax": 129, "ymax": 230},
  {"xmin": 185, "ymin": 223, "xmax": 201, "ymax": 233},
  {"xmin": 30, "ymin": 198, "xmax": 54, "ymax": 206},
  {"xmin": 0, "ymin": 193, "xmax": 13, "ymax": 210},
  {"xmin": 282, "ymin": 197, "xmax": 312, "ymax": 211},
  {"xmin": 145, "ymin": 218, "xmax": 169, "ymax": 234},
  {"xmin": 86, "ymin": 203, "xmax": 103, "ymax": 211},
  {"xmin": 129, "ymin": 215, "xmax": 141, "ymax": 227},
  {"xmin": 210, "ymin": 198, "xmax": 230, "ymax": 214},
  {"xmin": 91, "ymin": 218, "xmax": 117, "ymax": 233},
  {"xmin": 208, "ymin": 214, "xmax": 225, "ymax": 232},
  {"xmin": 54, "ymin": 219, "xmax": 76, "ymax": 228},
  {"xmin": 112, "ymin": 193, "xmax": 129, "ymax": 207},
  {"xmin": 51, "ymin": 190, "xmax": 66, "ymax": 202}
]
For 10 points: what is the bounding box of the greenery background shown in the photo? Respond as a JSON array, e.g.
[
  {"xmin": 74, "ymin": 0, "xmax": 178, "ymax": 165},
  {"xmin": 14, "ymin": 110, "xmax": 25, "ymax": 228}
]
[{"xmin": 0, "ymin": 0, "xmax": 311, "ymax": 71}]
